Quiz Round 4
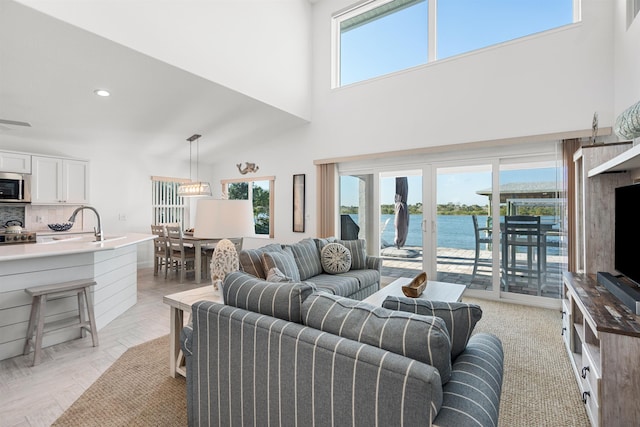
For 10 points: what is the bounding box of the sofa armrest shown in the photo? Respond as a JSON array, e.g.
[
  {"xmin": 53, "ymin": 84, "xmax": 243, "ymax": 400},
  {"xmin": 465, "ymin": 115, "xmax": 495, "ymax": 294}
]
[
  {"xmin": 433, "ymin": 333, "xmax": 504, "ymax": 427},
  {"xmin": 187, "ymin": 300, "xmax": 443, "ymax": 426},
  {"xmin": 180, "ymin": 320, "xmax": 193, "ymax": 357},
  {"xmin": 366, "ymin": 255, "xmax": 382, "ymax": 273}
]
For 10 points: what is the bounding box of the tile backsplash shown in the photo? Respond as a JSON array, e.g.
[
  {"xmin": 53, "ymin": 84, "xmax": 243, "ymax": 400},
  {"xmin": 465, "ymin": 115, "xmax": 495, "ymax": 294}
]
[
  {"xmin": 0, "ymin": 205, "xmax": 89, "ymax": 232},
  {"xmin": 0, "ymin": 206, "xmax": 25, "ymax": 228}
]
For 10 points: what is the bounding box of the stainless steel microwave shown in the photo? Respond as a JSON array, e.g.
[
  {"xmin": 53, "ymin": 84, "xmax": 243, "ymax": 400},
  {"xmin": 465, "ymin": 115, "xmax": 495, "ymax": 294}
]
[{"xmin": 0, "ymin": 172, "xmax": 31, "ymax": 203}]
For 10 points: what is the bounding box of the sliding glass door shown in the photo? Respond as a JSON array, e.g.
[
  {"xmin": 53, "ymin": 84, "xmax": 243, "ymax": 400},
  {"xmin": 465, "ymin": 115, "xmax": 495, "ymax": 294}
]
[
  {"xmin": 435, "ymin": 164, "xmax": 495, "ymax": 292},
  {"xmin": 498, "ymin": 159, "xmax": 566, "ymax": 299},
  {"xmin": 379, "ymin": 170, "xmax": 424, "ymax": 279},
  {"xmin": 337, "ymin": 141, "xmax": 566, "ymax": 303},
  {"xmin": 339, "ymin": 174, "xmax": 376, "ymax": 253}
]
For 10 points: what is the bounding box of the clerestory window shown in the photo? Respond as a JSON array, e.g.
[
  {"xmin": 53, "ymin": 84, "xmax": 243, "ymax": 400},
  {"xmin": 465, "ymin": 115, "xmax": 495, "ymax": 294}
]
[{"xmin": 333, "ymin": 0, "xmax": 578, "ymax": 88}]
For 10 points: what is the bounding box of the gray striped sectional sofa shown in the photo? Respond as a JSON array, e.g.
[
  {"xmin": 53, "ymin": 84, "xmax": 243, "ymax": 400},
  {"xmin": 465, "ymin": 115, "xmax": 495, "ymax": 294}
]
[
  {"xmin": 236, "ymin": 237, "xmax": 382, "ymax": 300},
  {"xmin": 181, "ymin": 272, "xmax": 504, "ymax": 426}
]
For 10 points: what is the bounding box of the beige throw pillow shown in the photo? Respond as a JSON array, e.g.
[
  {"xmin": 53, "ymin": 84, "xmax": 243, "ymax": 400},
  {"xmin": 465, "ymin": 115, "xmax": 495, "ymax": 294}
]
[{"xmin": 320, "ymin": 243, "xmax": 352, "ymax": 274}]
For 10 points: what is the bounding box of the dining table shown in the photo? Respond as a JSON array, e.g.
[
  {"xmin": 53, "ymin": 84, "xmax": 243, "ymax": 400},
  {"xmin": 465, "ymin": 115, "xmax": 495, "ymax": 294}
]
[{"xmin": 182, "ymin": 234, "xmax": 221, "ymax": 284}]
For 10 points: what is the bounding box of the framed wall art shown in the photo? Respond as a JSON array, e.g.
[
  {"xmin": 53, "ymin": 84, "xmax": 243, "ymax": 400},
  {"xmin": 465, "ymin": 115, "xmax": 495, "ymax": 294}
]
[{"xmin": 293, "ymin": 174, "xmax": 305, "ymax": 232}]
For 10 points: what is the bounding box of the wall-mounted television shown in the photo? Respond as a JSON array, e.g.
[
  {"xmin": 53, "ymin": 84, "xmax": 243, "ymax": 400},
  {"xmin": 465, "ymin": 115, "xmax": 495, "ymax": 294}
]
[
  {"xmin": 615, "ymin": 183, "xmax": 640, "ymax": 285},
  {"xmin": 598, "ymin": 183, "xmax": 640, "ymax": 314}
]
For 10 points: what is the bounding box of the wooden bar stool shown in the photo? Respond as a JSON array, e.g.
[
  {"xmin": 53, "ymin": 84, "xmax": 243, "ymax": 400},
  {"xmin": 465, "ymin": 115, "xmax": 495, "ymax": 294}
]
[{"xmin": 23, "ymin": 279, "xmax": 99, "ymax": 366}]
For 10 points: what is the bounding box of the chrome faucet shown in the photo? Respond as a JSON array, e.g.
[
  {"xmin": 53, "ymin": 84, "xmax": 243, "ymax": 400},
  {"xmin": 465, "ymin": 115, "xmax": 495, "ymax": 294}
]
[{"xmin": 68, "ymin": 205, "xmax": 104, "ymax": 242}]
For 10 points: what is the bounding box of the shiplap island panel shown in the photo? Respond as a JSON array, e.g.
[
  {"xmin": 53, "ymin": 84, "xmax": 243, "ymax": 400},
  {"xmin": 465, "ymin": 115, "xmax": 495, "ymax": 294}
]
[{"xmin": 0, "ymin": 233, "xmax": 155, "ymax": 361}]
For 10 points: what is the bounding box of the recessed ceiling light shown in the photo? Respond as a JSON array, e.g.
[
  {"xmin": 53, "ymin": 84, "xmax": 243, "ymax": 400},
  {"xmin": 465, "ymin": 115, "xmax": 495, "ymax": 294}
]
[{"xmin": 94, "ymin": 89, "xmax": 110, "ymax": 97}]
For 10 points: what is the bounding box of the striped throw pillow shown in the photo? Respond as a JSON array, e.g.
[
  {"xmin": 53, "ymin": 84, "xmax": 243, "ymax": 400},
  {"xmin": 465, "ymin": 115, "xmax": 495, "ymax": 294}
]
[
  {"xmin": 302, "ymin": 291, "xmax": 452, "ymax": 384},
  {"xmin": 337, "ymin": 239, "xmax": 367, "ymax": 270},
  {"xmin": 222, "ymin": 271, "xmax": 315, "ymax": 323},
  {"xmin": 286, "ymin": 238, "xmax": 323, "ymax": 280},
  {"xmin": 383, "ymin": 296, "xmax": 483, "ymax": 359},
  {"xmin": 238, "ymin": 244, "xmax": 285, "ymax": 279},
  {"xmin": 262, "ymin": 250, "xmax": 301, "ymax": 282}
]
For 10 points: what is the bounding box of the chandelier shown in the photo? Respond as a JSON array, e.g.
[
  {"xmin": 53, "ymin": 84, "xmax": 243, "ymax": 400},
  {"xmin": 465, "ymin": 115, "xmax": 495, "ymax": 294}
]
[{"xmin": 177, "ymin": 134, "xmax": 212, "ymax": 197}]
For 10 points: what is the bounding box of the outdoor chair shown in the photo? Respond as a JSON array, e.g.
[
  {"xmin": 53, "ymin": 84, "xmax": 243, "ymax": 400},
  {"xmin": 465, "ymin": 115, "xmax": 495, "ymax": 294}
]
[
  {"xmin": 501, "ymin": 215, "xmax": 543, "ymax": 295},
  {"xmin": 471, "ymin": 215, "xmax": 493, "ymax": 283}
]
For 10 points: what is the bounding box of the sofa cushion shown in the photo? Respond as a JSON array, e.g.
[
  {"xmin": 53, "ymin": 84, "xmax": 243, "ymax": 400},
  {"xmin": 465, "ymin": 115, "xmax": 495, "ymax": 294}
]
[
  {"xmin": 238, "ymin": 243, "xmax": 285, "ymax": 279},
  {"xmin": 337, "ymin": 239, "xmax": 367, "ymax": 270},
  {"xmin": 222, "ymin": 271, "xmax": 315, "ymax": 323},
  {"xmin": 304, "ymin": 273, "xmax": 360, "ymax": 297},
  {"xmin": 287, "ymin": 238, "xmax": 323, "ymax": 281},
  {"xmin": 335, "ymin": 269, "xmax": 380, "ymax": 289},
  {"xmin": 320, "ymin": 243, "xmax": 352, "ymax": 274},
  {"xmin": 266, "ymin": 267, "xmax": 291, "ymax": 283},
  {"xmin": 314, "ymin": 236, "xmax": 337, "ymax": 252},
  {"xmin": 383, "ymin": 297, "xmax": 482, "ymax": 359},
  {"xmin": 302, "ymin": 291, "xmax": 452, "ymax": 384},
  {"xmin": 261, "ymin": 249, "xmax": 301, "ymax": 282}
]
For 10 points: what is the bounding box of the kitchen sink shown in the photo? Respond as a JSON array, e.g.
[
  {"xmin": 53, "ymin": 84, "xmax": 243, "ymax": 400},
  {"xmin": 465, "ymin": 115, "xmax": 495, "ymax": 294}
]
[
  {"xmin": 90, "ymin": 235, "xmax": 126, "ymax": 243},
  {"xmin": 39, "ymin": 235, "xmax": 126, "ymax": 244}
]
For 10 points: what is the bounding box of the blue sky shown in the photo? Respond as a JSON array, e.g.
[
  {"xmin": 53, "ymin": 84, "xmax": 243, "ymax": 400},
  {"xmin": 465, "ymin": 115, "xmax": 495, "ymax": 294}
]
[
  {"xmin": 340, "ymin": 0, "xmax": 573, "ymax": 85},
  {"xmin": 339, "ymin": 0, "xmax": 571, "ymax": 206}
]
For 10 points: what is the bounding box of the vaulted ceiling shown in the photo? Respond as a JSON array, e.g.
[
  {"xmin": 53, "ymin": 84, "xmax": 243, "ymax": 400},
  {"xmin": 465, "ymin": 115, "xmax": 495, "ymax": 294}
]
[{"xmin": 0, "ymin": 1, "xmax": 309, "ymax": 160}]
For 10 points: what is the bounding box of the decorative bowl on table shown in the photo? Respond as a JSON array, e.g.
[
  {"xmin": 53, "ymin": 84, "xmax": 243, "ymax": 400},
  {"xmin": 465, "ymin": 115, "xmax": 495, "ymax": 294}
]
[
  {"xmin": 48, "ymin": 223, "xmax": 74, "ymax": 232},
  {"xmin": 402, "ymin": 271, "xmax": 428, "ymax": 298}
]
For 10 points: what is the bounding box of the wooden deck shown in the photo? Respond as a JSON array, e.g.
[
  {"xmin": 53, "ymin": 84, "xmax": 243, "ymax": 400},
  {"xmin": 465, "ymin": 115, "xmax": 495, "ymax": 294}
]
[{"xmin": 381, "ymin": 247, "xmax": 566, "ymax": 299}]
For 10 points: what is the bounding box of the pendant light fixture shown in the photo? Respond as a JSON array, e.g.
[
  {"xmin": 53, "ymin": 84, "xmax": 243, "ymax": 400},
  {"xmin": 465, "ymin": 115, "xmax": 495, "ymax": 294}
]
[{"xmin": 177, "ymin": 134, "xmax": 212, "ymax": 197}]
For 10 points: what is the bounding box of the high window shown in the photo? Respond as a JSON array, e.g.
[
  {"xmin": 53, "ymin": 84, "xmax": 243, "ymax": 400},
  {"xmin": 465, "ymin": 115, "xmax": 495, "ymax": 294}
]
[
  {"xmin": 333, "ymin": 0, "xmax": 577, "ymax": 87},
  {"xmin": 630, "ymin": 0, "xmax": 640, "ymax": 26}
]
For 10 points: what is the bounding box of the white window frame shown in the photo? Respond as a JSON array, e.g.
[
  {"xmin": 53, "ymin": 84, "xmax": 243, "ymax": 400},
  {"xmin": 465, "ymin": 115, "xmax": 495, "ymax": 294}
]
[
  {"xmin": 151, "ymin": 176, "xmax": 190, "ymax": 227},
  {"xmin": 332, "ymin": 0, "xmax": 580, "ymax": 88},
  {"xmin": 629, "ymin": 0, "xmax": 640, "ymax": 27},
  {"xmin": 332, "ymin": 0, "xmax": 433, "ymax": 88}
]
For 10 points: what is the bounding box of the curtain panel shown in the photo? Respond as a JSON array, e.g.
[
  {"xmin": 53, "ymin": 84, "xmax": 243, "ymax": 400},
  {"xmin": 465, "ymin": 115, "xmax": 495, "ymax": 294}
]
[
  {"xmin": 316, "ymin": 163, "xmax": 337, "ymax": 237},
  {"xmin": 562, "ymin": 138, "xmax": 580, "ymax": 272}
]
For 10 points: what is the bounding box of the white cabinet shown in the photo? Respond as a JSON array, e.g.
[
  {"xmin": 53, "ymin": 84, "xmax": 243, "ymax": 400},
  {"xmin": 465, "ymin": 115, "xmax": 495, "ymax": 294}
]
[
  {"xmin": 562, "ymin": 273, "xmax": 640, "ymax": 426},
  {"xmin": 0, "ymin": 151, "xmax": 31, "ymax": 173},
  {"xmin": 31, "ymin": 156, "xmax": 90, "ymax": 204}
]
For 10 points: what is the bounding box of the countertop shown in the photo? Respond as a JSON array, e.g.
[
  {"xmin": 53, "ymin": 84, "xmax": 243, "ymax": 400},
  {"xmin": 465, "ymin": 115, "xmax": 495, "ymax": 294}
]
[{"xmin": 0, "ymin": 233, "xmax": 156, "ymax": 261}]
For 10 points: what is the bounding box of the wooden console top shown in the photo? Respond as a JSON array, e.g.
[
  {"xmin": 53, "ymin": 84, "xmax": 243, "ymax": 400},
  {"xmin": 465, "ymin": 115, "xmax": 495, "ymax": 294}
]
[{"xmin": 564, "ymin": 272, "xmax": 640, "ymax": 338}]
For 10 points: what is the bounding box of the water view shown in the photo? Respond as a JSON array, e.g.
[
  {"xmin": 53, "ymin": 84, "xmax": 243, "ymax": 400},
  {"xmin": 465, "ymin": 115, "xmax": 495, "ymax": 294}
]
[{"xmin": 353, "ymin": 214, "xmax": 562, "ymax": 255}]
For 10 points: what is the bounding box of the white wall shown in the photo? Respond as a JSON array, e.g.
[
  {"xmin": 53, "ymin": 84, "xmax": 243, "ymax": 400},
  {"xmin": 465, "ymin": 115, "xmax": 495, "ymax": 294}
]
[
  {"xmin": 17, "ymin": 0, "xmax": 313, "ymax": 120},
  {"xmin": 613, "ymin": 0, "xmax": 640, "ymax": 116},
  {"xmin": 0, "ymin": 137, "xmax": 190, "ymax": 266},
  {"xmin": 4, "ymin": 0, "xmax": 629, "ymax": 255},
  {"xmin": 207, "ymin": 0, "xmax": 619, "ymax": 244},
  {"xmin": 308, "ymin": 0, "xmax": 614, "ymax": 158}
]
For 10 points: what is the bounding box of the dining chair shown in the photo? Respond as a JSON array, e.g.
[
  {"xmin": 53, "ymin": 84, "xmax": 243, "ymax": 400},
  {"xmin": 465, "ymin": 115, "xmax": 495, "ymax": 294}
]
[
  {"xmin": 166, "ymin": 225, "xmax": 197, "ymax": 283},
  {"xmin": 471, "ymin": 215, "xmax": 493, "ymax": 283},
  {"xmin": 151, "ymin": 224, "xmax": 169, "ymax": 278},
  {"xmin": 501, "ymin": 215, "xmax": 543, "ymax": 295}
]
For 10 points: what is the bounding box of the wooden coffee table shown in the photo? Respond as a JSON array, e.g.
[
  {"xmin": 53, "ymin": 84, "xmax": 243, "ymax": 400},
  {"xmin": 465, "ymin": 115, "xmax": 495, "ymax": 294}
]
[
  {"xmin": 363, "ymin": 277, "xmax": 467, "ymax": 306},
  {"xmin": 163, "ymin": 286, "xmax": 223, "ymax": 377}
]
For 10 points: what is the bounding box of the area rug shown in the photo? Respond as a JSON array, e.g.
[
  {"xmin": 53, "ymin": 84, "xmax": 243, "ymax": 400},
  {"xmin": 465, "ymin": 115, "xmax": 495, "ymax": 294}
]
[
  {"xmin": 54, "ymin": 299, "xmax": 590, "ymax": 427},
  {"xmin": 465, "ymin": 297, "xmax": 590, "ymax": 427},
  {"xmin": 52, "ymin": 335, "xmax": 187, "ymax": 426}
]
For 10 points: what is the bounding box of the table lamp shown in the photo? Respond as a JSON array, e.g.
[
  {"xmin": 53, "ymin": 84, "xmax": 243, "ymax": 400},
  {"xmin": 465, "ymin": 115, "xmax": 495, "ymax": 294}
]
[{"xmin": 194, "ymin": 199, "xmax": 255, "ymax": 289}]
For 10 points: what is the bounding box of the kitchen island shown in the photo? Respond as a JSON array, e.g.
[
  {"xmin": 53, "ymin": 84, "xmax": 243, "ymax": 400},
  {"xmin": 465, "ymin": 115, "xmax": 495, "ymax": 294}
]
[{"xmin": 0, "ymin": 233, "xmax": 155, "ymax": 361}]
